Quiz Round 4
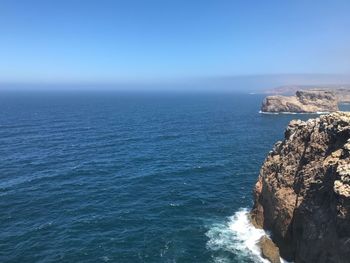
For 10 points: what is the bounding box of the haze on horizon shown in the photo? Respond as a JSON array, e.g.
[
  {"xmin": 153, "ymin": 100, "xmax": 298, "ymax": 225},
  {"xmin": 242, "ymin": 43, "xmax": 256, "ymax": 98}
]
[{"xmin": 1, "ymin": 0, "xmax": 350, "ymax": 90}]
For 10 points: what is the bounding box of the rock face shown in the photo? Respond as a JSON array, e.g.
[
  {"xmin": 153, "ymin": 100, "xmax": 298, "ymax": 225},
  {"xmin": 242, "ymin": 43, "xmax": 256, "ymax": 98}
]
[
  {"xmin": 251, "ymin": 112, "xmax": 350, "ymax": 262},
  {"xmin": 258, "ymin": 236, "xmax": 281, "ymax": 263},
  {"xmin": 264, "ymin": 85, "xmax": 350, "ymax": 104},
  {"xmin": 261, "ymin": 90, "xmax": 339, "ymax": 113}
]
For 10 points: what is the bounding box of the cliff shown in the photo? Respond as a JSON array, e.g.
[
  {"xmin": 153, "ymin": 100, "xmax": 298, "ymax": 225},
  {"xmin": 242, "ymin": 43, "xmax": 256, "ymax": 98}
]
[
  {"xmin": 263, "ymin": 86, "xmax": 350, "ymax": 103},
  {"xmin": 251, "ymin": 112, "xmax": 350, "ymax": 262},
  {"xmin": 335, "ymin": 88, "xmax": 350, "ymax": 103},
  {"xmin": 261, "ymin": 90, "xmax": 339, "ymax": 113}
]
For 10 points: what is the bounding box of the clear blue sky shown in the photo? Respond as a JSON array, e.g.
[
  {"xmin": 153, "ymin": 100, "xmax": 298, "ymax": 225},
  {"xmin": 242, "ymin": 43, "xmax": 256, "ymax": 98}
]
[{"xmin": 1, "ymin": 0, "xmax": 350, "ymax": 83}]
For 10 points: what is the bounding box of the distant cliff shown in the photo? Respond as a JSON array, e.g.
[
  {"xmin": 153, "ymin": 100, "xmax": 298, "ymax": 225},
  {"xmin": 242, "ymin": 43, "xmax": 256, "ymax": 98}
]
[
  {"xmin": 335, "ymin": 88, "xmax": 350, "ymax": 103},
  {"xmin": 263, "ymin": 85, "xmax": 350, "ymax": 104},
  {"xmin": 261, "ymin": 90, "xmax": 339, "ymax": 113},
  {"xmin": 251, "ymin": 112, "xmax": 350, "ymax": 262}
]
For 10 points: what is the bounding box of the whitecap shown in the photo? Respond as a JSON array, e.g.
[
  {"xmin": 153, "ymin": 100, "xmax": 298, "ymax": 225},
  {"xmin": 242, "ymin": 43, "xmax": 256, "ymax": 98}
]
[{"xmin": 101, "ymin": 256, "xmax": 110, "ymax": 262}]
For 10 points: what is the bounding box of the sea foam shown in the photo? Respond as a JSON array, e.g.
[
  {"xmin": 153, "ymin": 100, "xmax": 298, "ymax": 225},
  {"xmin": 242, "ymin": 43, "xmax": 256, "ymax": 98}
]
[
  {"xmin": 206, "ymin": 208, "xmax": 290, "ymax": 263},
  {"xmin": 259, "ymin": 110, "xmax": 329, "ymax": 115}
]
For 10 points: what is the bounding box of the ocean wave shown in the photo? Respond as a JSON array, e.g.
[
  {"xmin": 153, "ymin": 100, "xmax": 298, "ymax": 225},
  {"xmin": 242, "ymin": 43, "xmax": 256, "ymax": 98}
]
[{"xmin": 206, "ymin": 208, "xmax": 290, "ymax": 263}]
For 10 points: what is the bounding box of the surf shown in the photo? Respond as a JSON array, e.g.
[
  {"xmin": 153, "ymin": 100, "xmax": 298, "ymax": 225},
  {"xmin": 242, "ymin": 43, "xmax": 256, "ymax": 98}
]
[{"xmin": 206, "ymin": 208, "xmax": 290, "ymax": 263}]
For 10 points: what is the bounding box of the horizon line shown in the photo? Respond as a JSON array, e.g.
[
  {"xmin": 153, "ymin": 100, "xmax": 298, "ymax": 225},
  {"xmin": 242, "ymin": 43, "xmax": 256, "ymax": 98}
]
[{"xmin": 1, "ymin": 73, "xmax": 350, "ymax": 86}]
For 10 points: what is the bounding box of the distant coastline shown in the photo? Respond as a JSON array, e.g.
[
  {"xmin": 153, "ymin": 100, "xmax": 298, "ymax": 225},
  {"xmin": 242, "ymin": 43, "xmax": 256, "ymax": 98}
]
[
  {"xmin": 262, "ymin": 85, "xmax": 350, "ymax": 103},
  {"xmin": 260, "ymin": 90, "xmax": 339, "ymax": 114}
]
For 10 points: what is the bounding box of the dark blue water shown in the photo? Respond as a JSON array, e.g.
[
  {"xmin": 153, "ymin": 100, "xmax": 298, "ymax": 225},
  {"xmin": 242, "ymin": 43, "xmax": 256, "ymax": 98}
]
[{"xmin": 0, "ymin": 92, "xmax": 338, "ymax": 263}]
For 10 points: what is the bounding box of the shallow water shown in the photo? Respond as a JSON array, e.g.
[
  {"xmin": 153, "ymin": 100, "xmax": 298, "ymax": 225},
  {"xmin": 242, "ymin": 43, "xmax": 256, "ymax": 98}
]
[{"xmin": 1, "ymin": 92, "xmax": 343, "ymax": 262}]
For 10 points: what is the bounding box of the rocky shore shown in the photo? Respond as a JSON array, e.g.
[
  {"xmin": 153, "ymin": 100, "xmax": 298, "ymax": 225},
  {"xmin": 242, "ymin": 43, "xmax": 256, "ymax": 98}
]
[
  {"xmin": 261, "ymin": 90, "xmax": 339, "ymax": 113},
  {"xmin": 251, "ymin": 112, "xmax": 350, "ymax": 262}
]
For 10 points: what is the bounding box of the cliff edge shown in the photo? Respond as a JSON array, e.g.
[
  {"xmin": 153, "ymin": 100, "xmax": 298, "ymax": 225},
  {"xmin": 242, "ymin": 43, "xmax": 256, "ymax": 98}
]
[
  {"xmin": 251, "ymin": 112, "xmax": 350, "ymax": 263},
  {"xmin": 261, "ymin": 90, "xmax": 339, "ymax": 113}
]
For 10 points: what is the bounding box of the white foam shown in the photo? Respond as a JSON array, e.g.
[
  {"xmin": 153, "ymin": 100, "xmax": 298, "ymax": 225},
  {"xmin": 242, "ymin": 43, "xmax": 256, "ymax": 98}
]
[
  {"xmin": 259, "ymin": 110, "xmax": 329, "ymax": 115},
  {"xmin": 315, "ymin": 111, "xmax": 330, "ymax": 114},
  {"xmin": 206, "ymin": 208, "xmax": 291, "ymax": 263},
  {"xmin": 259, "ymin": 110, "xmax": 279, "ymax": 115}
]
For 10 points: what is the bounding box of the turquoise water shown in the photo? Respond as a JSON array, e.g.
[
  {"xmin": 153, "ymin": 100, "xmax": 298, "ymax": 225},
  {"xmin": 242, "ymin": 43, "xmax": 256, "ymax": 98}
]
[{"xmin": 0, "ymin": 92, "xmax": 333, "ymax": 262}]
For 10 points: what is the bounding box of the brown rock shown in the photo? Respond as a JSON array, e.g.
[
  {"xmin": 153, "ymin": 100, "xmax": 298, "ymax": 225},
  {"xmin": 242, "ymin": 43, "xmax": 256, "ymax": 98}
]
[
  {"xmin": 258, "ymin": 236, "xmax": 281, "ymax": 263},
  {"xmin": 261, "ymin": 90, "xmax": 338, "ymax": 113},
  {"xmin": 251, "ymin": 112, "xmax": 350, "ymax": 263}
]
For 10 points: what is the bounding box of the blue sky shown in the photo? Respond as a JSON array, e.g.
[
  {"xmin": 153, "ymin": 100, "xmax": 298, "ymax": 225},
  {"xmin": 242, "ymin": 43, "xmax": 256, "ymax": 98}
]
[{"xmin": 1, "ymin": 0, "xmax": 350, "ymax": 83}]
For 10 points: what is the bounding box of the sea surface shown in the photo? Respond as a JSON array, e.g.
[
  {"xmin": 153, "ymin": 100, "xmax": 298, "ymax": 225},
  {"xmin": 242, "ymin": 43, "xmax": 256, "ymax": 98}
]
[{"xmin": 1, "ymin": 92, "xmax": 347, "ymax": 263}]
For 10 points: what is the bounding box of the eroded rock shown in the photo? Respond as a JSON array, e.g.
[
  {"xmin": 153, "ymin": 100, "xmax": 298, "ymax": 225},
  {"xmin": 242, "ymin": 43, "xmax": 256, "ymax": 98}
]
[
  {"xmin": 251, "ymin": 112, "xmax": 350, "ymax": 263},
  {"xmin": 258, "ymin": 236, "xmax": 281, "ymax": 263},
  {"xmin": 261, "ymin": 90, "xmax": 339, "ymax": 113}
]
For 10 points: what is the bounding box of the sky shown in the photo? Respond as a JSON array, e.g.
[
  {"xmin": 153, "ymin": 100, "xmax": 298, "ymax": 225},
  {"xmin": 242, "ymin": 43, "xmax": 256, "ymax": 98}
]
[{"xmin": 1, "ymin": 0, "xmax": 350, "ymax": 85}]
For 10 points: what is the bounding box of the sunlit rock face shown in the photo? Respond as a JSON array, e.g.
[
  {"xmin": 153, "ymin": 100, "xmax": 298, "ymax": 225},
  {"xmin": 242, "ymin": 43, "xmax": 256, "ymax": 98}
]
[
  {"xmin": 251, "ymin": 112, "xmax": 350, "ymax": 263},
  {"xmin": 261, "ymin": 90, "xmax": 339, "ymax": 113}
]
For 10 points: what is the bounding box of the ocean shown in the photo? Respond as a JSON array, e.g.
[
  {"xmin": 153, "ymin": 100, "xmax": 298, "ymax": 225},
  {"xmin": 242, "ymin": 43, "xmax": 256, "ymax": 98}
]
[{"xmin": 1, "ymin": 92, "xmax": 346, "ymax": 263}]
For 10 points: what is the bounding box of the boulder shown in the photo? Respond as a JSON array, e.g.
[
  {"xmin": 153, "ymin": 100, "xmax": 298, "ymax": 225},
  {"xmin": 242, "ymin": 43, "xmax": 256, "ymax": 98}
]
[{"xmin": 258, "ymin": 236, "xmax": 281, "ymax": 263}]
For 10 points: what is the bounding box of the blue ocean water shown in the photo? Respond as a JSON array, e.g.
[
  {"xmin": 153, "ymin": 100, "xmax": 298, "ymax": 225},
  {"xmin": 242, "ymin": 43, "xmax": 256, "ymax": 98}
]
[{"xmin": 1, "ymin": 92, "xmax": 344, "ymax": 263}]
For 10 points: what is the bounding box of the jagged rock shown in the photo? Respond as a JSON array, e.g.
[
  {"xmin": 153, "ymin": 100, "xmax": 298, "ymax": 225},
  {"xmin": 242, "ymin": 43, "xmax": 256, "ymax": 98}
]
[
  {"xmin": 258, "ymin": 236, "xmax": 281, "ymax": 263},
  {"xmin": 261, "ymin": 90, "xmax": 339, "ymax": 113},
  {"xmin": 251, "ymin": 112, "xmax": 350, "ymax": 263}
]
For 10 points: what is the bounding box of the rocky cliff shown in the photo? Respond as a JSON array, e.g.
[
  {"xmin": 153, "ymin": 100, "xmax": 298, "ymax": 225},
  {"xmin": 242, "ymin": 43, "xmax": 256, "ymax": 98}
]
[
  {"xmin": 251, "ymin": 112, "xmax": 350, "ymax": 262},
  {"xmin": 264, "ymin": 86, "xmax": 350, "ymax": 104},
  {"xmin": 261, "ymin": 90, "xmax": 339, "ymax": 113}
]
